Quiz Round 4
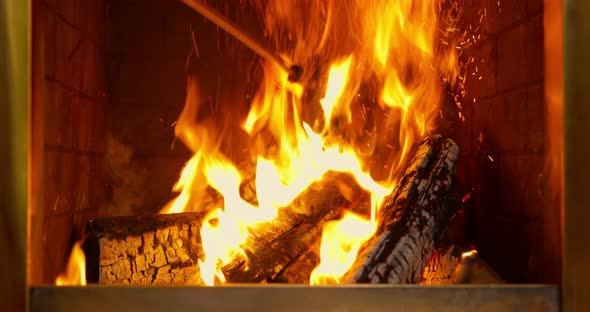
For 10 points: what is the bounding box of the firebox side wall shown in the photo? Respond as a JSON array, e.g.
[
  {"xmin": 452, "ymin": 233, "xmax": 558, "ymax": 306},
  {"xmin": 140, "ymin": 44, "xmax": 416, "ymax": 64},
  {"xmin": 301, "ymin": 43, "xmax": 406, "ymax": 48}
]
[
  {"xmin": 451, "ymin": 0, "xmax": 558, "ymax": 283},
  {"xmin": 30, "ymin": 0, "xmax": 108, "ymax": 284}
]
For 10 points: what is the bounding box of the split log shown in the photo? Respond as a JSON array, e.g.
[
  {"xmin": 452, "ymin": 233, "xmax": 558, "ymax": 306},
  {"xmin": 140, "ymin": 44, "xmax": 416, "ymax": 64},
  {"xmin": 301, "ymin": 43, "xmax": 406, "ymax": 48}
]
[
  {"xmin": 85, "ymin": 212, "xmax": 207, "ymax": 285},
  {"xmin": 342, "ymin": 135, "xmax": 460, "ymax": 283}
]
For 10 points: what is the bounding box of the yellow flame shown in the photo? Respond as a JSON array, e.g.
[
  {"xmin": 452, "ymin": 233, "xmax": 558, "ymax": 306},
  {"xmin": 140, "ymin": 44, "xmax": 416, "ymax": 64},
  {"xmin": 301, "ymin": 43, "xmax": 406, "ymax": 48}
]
[
  {"xmin": 55, "ymin": 241, "xmax": 86, "ymax": 286},
  {"xmin": 461, "ymin": 250, "xmax": 478, "ymax": 259},
  {"xmin": 161, "ymin": 0, "xmax": 463, "ymax": 285},
  {"xmin": 310, "ymin": 212, "xmax": 375, "ymax": 284},
  {"xmin": 320, "ymin": 56, "xmax": 353, "ymax": 128}
]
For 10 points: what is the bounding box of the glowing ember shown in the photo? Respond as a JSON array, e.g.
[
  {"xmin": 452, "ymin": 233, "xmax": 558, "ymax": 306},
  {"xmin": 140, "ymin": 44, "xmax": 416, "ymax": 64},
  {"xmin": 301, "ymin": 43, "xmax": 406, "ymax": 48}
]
[
  {"xmin": 161, "ymin": 0, "xmax": 467, "ymax": 285},
  {"xmin": 55, "ymin": 241, "xmax": 87, "ymax": 286},
  {"xmin": 461, "ymin": 250, "xmax": 479, "ymax": 259}
]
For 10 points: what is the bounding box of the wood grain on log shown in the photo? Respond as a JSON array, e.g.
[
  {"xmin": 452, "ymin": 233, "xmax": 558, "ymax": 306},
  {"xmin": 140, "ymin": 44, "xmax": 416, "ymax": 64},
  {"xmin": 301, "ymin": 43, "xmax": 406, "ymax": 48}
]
[
  {"xmin": 342, "ymin": 135, "xmax": 459, "ymax": 284},
  {"xmin": 86, "ymin": 213, "xmax": 207, "ymax": 285}
]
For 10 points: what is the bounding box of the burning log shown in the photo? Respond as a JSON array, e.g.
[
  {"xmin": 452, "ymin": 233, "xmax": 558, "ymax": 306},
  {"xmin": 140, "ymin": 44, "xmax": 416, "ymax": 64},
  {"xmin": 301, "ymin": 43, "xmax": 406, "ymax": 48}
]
[
  {"xmin": 222, "ymin": 172, "xmax": 370, "ymax": 283},
  {"xmin": 85, "ymin": 212, "xmax": 207, "ymax": 285},
  {"xmin": 273, "ymin": 135, "xmax": 460, "ymax": 284},
  {"xmin": 87, "ymin": 134, "xmax": 459, "ymax": 285},
  {"xmin": 341, "ymin": 135, "xmax": 460, "ymax": 284},
  {"xmin": 86, "ymin": 172, "xmax": 369, "ymax": 285}
]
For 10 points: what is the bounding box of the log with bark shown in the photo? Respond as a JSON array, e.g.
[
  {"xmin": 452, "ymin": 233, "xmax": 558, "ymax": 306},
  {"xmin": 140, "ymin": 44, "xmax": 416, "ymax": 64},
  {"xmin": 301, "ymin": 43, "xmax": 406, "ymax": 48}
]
[
  {"xmin": 341, "ymin": 135, "xmax": 459, "ymax": 283},
  {"xmin": 271, "ymin": 135, "xmax": 460, "ymax": 284}
]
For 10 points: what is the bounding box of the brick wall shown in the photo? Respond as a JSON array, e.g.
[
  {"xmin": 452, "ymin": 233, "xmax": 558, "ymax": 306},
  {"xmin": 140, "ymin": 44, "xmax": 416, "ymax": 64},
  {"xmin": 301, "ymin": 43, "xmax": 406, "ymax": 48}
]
[
  {"xmin": 452, "ymin": 0, "xmax": 553, "ymax": 282},
  {"xmin": 105, "ymin": 0, "xmax": 260, "ymax": 215},
  {"xmin": 30, "ymin": 0, "xmax": 107, "ymax": 284}
]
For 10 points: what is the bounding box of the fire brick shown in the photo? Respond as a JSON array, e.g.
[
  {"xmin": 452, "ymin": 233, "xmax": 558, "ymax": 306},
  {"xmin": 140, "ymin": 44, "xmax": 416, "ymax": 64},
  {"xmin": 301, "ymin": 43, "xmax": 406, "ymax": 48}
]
[
  {"xmin": 44, "ymin": 151, "xmax": 77, "ymax": 216},
  {"xmin": 468, "ymin": 156, "xmax": 500, "ymax": 215},
  {"xmin": 55, "ymin": 17, "xmax": 83, "ymax": 89},
  {"xmin": 77, "ymin": 0, "xmax": 106, "ymax": 46},
  {"xmin": 483, "ymin": 0, "xmax": 527, "ymax": 35},
  {"xmin": 463, "ymin": 39, "xmax": 497, "ymax": 98},
  {"xmin": 44, "ymin": 81, "xmax": 74, "ymax": 149},
  {"xmin": 527, "ymin": 0, "xmax": 544, "ymax": 16},
  {"xmin": 499, "ymin": 154, "xmax": 545, "ymax": 219},
  {"xmin": 45, "ymin": 0, "xmax": 77, "ymax": 25},
  {"xmin": 497, "ymin": 16, "xmax": 544, "ymax": 91},
  {"xmin": 44, "ymin": 214, "xmax": 75, "ymax": 280},
  {"xmin": 474, "ymin": 213, "xmax": 543, "ymax": 282},
  {"xmin": 526, "ymin": 83, "xmax": 545, "ymax": 153}
]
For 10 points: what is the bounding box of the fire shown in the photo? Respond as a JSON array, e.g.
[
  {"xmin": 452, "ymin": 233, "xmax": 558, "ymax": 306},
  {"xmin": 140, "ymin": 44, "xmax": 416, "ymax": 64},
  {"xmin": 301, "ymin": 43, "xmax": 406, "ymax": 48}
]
[
  {"xmin": 162, "ymin": 0, "xmax": 463, "ymax": 285},
  {"xmin": 310, "ymin": 212, "xmax": 375, "ymax": 285},
  {"xmin": 55, "ymin": 241, "xmax": 86, "ymax": 286}
]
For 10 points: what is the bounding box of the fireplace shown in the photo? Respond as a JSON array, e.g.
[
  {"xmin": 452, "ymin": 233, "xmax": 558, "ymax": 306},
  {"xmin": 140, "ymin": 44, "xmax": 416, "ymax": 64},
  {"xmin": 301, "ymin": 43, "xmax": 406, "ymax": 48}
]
[{"xmin": 2, "ymin": 0, "xmax": 588, "ymax": 310}]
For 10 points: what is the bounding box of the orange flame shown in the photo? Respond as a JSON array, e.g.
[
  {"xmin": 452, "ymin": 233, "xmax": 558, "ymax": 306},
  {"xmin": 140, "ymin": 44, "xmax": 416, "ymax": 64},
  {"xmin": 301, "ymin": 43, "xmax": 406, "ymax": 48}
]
[
  {"xmin": 55, "ymin": 241, "xmax": 86, "ymax": 286},
  {"xmin": 162, "ymin": 0, "xmax": 463, "ymax": 285},
  {"xmin": 310, "ymin": 212, "xmax": 375, "ymax": 284}
]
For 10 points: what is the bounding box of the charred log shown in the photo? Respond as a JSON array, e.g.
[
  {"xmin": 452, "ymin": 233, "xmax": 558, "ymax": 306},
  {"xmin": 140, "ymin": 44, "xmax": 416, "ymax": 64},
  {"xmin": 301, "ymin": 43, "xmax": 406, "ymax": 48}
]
[
  {"xmin": 223, "ymin": 172, "xmax": 370, "ymax": 283},
  {"xmin": 342, "ymin": 135, "xmax": 460, "ymax": 284}
]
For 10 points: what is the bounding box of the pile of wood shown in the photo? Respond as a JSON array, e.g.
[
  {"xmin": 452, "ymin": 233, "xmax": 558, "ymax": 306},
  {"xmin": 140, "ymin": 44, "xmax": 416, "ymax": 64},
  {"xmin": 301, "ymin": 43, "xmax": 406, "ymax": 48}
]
[{"xmin": 84, "ymin": 134, "xmax": 471, "ymax": 285}]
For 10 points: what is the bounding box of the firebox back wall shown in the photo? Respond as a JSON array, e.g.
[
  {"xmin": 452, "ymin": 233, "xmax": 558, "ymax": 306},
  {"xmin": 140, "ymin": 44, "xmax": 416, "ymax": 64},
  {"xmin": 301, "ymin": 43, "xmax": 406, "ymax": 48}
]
[
  {"xmin": 104, "ymin": 0, "xmax": 556, "ymax": 283},
  {"xmin": 452, "ymin": 0, "xmax": 559, "ymax": 283},
  {"xmin": 30, "ymin": 0, "xmax": 559, "ymax": 284}
]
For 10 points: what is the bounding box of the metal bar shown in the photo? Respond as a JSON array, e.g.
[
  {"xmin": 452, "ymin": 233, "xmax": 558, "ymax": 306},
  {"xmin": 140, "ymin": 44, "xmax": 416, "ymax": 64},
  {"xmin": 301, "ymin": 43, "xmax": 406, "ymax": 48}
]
[
  {"xmin": 0, "ymin": 0, "xmax": 30, "ymax": 311},
  {"xmin": 30, "ymin": 285, "xmax": 559, "ymax": 312},
  {"xmin": 180, "ymin": 0, "xmax": 289, "ymax": 73},
  {"xmin": 564, "ymin": 0, "xmax": 590, "ymax": 311}
]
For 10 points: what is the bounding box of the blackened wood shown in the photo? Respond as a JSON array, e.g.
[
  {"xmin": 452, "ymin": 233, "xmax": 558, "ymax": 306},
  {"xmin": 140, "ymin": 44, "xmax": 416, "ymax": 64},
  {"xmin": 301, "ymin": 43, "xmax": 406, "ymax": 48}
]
[
  {"xmin": 342, "ymin": 135, "xmax": 459, "ymax": 283},
  {"xmin": 223, "ymin": 172, "xmax": 370, "ymax": 283}
]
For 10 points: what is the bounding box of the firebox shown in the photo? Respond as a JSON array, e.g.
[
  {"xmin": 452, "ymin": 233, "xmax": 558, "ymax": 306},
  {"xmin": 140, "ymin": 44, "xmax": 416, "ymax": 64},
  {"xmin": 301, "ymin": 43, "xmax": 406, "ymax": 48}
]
[{"xmin": 2, "ymin": 0, "xmax": 589, "ymax": 310}]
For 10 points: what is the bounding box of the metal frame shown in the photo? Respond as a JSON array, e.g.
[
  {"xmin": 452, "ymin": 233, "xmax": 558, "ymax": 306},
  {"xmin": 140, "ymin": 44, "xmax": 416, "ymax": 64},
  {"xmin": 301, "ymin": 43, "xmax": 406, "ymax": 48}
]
[
  {"xmin": 1, "ymin": 0, "xmax": 588, "ymax": 311},
  {"xmin": 0, "ymin": 0, "xmax": 30, "ymax": 311},
  {"xmin": 30, "ymin": 285, "xmax": 559, "ymax": 312},
  {"xmin": 563, "ymin": 0, "xmax": 590, "ymax": 310}
]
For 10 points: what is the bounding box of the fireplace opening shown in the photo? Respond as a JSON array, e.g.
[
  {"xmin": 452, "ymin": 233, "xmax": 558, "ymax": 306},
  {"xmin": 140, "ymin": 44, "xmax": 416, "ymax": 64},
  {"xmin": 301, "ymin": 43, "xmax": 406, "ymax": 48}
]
[{"xmin": 29, "ymin": 0, "xmax": 561, "ymax": 290}]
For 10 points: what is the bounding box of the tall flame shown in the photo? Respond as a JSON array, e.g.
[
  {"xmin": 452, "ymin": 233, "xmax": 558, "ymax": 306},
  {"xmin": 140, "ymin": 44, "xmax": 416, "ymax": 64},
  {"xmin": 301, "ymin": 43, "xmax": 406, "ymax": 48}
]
[
  {"xmin": 162, "ymin": 0, "xmax": 463, "ymax": 285},
  {"xmin": 55, "ymin": 241, "xmax": 86, "ymax": 286}
]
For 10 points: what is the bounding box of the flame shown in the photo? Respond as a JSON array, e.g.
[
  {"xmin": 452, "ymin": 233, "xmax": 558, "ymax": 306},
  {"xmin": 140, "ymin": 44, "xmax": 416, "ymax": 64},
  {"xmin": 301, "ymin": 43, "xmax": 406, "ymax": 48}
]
[
  {"xmin": 161, "ymin": 0, "xmax": 463, "ymax": 285},
  {"xmin": 55, "ymin": 241, "xmax": 86, "ymax": 286},
  {"xmin": 320, "ymin": 56, "xmax": 353, "ymax": 127},
  {"xmin": 461, "ymin": 250, "xmax": 478, "ymax": 259},
  {"xmin": 310, "ymin": 212, "xmax": 375, "ymax": 285}
]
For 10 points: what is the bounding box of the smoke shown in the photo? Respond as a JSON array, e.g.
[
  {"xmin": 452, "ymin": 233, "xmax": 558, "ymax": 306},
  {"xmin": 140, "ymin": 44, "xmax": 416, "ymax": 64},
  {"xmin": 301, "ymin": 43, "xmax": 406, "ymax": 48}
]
[{"xmin": 100, "ymin": 132, "xmax": 147, "ymax": 217}]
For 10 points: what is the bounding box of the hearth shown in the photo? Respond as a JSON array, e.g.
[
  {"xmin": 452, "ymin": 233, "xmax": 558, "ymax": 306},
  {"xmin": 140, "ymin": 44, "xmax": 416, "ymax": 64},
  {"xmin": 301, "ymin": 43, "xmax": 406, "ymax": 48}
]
[{"xmin": 1, "ymin": 0, "xmax": 584, "ymax": 310}]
